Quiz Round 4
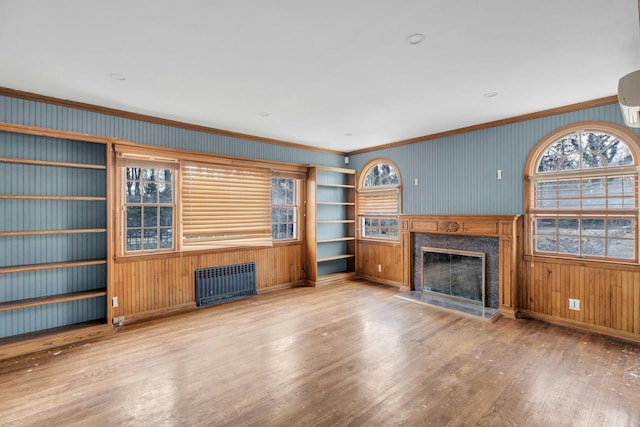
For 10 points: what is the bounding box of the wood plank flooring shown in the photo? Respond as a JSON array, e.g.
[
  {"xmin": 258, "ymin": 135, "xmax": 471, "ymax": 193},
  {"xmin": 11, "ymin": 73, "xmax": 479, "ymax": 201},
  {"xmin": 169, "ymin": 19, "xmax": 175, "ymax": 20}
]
[{"xmin": 1, "ymin": 280, "xmax": 639, "ymax": 426}]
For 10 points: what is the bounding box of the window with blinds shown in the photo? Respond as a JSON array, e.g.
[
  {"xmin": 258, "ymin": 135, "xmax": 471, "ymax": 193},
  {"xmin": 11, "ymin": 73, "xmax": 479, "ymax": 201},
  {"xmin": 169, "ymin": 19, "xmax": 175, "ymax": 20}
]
[
  {"xmin": 181, "ymin": 162, "xmax": 273, "ymax": 249},
  {"xmin": 357, "ymin": 160, "xmax": 402, "ymax": 240}
]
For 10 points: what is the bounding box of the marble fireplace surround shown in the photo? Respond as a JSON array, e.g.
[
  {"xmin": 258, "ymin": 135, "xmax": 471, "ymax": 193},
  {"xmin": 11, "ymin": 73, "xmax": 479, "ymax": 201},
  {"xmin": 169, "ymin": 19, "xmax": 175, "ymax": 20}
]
[{"xmin": 400, "ymin": 214, "xmax": 522, "ymax": 317}]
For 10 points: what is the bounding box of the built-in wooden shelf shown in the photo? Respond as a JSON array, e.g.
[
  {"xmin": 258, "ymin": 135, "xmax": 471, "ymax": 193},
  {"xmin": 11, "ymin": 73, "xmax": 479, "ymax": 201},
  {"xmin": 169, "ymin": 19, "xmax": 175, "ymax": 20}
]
[
  {"xmin": 0, "ymin": 259, "xmax": 107, "ymax": 275},
  {"xmin": 0, "ymin": 290, "xmax": 107, "ymax": 312},
  {"xmin": 317, "ymin": 183, "xmax": 355, "ymax": 189},
  {"xmin": 0, "ymin": 195, "xmax": 106, "ymax": 201},
  {"xmin": 0, "ymin": 156, "xmax": 106, "ymax": 170},
  {"xmin": 318, "ymin": 254, "xmax": 355, "ymax": 263},
  {"xmin": 318, "ymin": 237, "xmax": 356, "ymax": 243},
  {"xmin": 0, "ymin": 228, "xmax": 106, "ymax": 237},
  {"xmin": 317, "ymin": 202, "xmax": 355, "ymax": 206},
  {"xmin": 306, "ymin": 165, "xmax": 357, "ymax": 285}
]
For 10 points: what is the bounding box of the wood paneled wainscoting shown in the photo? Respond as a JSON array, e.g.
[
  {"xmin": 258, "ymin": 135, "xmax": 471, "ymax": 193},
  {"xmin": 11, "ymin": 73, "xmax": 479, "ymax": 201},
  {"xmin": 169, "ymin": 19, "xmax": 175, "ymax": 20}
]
[
  {"xmin": 112, "ymin": 243, "xmax": 304, "ymax": 324},
  {"xmin": 355, "ymin": 240, "xmax": 404, "ymax": 288},
  {"xmin": 519, "ymin": 257, "xmax": 640, "ymax": 343}
]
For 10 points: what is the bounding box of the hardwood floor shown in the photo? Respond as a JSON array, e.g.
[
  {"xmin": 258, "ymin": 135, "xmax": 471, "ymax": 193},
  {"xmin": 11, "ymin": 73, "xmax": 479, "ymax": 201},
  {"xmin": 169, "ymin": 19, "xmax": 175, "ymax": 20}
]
[{"xmin": 1, "ymin": 280, "xmax": 639, "ymax": 426}]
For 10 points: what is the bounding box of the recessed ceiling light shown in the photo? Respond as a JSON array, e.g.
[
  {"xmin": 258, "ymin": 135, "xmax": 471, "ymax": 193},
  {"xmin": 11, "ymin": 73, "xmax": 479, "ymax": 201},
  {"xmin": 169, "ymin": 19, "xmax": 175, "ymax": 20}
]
[
  {"xmin": 483, "ymin": 92, "xmax": 499, "ymax": 98},
  {"xmin": 259, "ymin": 112, "xmax": 270, "ymax": 117},
  {"xmin": 406, "ymin": 33, "xmax": 425, "ymax": 45},
  {"xmin": 109, "ymin": 73, "xmax": 126, "ymax": 81}
]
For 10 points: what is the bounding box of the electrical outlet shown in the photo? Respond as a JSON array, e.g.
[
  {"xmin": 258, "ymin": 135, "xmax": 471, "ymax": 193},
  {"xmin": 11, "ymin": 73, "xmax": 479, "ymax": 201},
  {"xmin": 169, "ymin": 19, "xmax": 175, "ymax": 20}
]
[
  {"xmin": 378, "ymin": 264, "xmax": 382, "ymax": 272},
  {"xmin": 569, "ymin": 298, "xmax": 580, "ymax": 311},
  {"xmin": 112, "ymin": 296, "xmax": 119, "ymax": 308}
]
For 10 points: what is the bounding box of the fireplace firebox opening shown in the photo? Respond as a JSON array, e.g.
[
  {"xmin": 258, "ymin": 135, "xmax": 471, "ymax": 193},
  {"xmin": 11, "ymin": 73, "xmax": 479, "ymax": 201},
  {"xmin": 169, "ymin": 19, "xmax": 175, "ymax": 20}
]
[{"xmin": 420, "ymin": 247, "xmax": 486, "ymax": 307}]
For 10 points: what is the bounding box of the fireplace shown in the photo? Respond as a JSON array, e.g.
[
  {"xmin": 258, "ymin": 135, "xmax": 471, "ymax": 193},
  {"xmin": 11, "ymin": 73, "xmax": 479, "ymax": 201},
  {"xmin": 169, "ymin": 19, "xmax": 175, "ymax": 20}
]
[
  {"xmin": 399, "ymin": 214, "xmax": 522, "ymax": 318},
  {"xmin": 413, "ymin": 233, "xmax": 499, "ymax": 309},
  {"xmin": 420, "ymin": 247, "xmax": 486, "ymax": 306}
]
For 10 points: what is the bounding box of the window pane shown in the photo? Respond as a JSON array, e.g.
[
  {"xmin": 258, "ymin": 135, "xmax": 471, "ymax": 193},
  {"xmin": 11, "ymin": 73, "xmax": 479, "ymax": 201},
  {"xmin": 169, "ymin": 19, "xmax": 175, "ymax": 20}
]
[
  {"xmin": 536, "ymin": 218, "xmax": 556, "ymax": 234},
  {"xmin": 126, "ymin": 229, "xmax": 142, "ymax": 251},
  {"xmin": 558, "ymin": 218, "xmax": 579, "ymax": 235},
  {"xmin": 581, "ymin": 219, "xmax": 605, "ymax": 237},
  {"xmin": 581, "ymin": 153, "xmax": 605, "ymax": 169},
  {"xmin": 558, "ymin": 180, "xmax": 579, "ymax": 199},
  {"xmin": 607, "ymin": 239, "xmax": 635, "ymax": 259},
  {"xmin": 127, "ymin": 206, "xmax": 142, "ymax": 228},
  {"xmin": 558, "ymin": 237, "xmax": 579, "ymax": 254},
  {"xmin": 143, "ymin": 168, "xmax": 157, "ymax": 181},
  {"xmin": 143, "ymin": 206, "xmax": 158, "ymax": 227},
  {"xmin": 143, "ymin": 229, "xmax": 158, "ymax": 250},
  {"xmin": 158, "ymin": 183, "xmax": 173, "ymax": 203},
  {"xmin": 536, "ymin": 181, "xmax": 557, "ymax": 203},
  {"xmin": 126, "ymin": 181, "xmax": 142, "ymax": 203},
  {"xmin": 603, "ymin": 141, "xmax": 633, "ymax": 166},
  {"xmin": 582, "ymin": 237, "xmax": 605, "ymax": 256},
  {"xmin": 160, "ymin": 207, "xmax": 173, "ymax": 227},
  {"xmin": 536, "ymin": 235, "xmax": 556, "ymax": 252},
  {"xmin": 559, "ymin": 153, "xmax": 580, "ymax": 171},
  {"xmin": 143, "ymin": 181, "xmax": 158, "ymax": 203},
  {"xmin": 607, "ymin": 219, "xmax": 633, "ymax": 238},
  {"xmin": 159, "ymin": 228, "xmax": 173, "ymax": 249},
  {"xmin": 271, "ymin": 224, "xmax": 278, "ymax": 239},
  {"xmin": 582, "ymin": 178, "xmax": 605, "ymax": 196}
]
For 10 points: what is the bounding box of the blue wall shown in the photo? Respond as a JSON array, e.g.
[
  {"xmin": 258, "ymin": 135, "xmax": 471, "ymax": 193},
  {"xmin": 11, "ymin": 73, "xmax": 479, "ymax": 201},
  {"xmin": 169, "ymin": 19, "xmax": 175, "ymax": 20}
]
[
  {"xmin": 0, "ymin": 95, "xmax": 345, "ymax": 168},
  {"xmin": 350, "ymin": 103, "xmax": 640, "ymax": 215}
]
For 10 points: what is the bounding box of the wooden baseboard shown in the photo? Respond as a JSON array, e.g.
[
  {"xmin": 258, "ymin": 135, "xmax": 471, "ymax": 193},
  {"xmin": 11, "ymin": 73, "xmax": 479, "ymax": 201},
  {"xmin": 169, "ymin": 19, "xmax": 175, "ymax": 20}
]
[
  {"xmin": 307, "ymin": 271, "xmax": 356, "ymax": 287},
  {"xmin": 518, "ymin": 310, "xmax": 640, "ymax": 344},
  {"xmin": 355, "ymin": 274, "xmax": 407, "ymax": 290},
  {"xmin": 257, "ymin": 281, "xmax": 306, "ymax": 294},
  {"xmin": 121, "ymin": 302, "xmax": 196, "ymax": 326}
]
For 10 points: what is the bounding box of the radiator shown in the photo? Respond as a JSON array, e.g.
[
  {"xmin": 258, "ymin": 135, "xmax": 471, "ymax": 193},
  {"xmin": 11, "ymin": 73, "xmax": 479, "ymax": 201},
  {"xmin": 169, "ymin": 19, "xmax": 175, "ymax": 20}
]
[{"xmin": 195, "ymin": 262, "xmax": 257, "ymax": 307}]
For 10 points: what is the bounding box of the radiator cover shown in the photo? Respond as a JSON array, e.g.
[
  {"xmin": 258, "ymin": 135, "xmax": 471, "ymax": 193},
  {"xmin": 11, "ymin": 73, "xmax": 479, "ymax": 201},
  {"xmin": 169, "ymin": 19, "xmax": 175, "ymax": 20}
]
[{"xmin": 195, "ymin": 262, "xmax": 257, "ymax": 307}]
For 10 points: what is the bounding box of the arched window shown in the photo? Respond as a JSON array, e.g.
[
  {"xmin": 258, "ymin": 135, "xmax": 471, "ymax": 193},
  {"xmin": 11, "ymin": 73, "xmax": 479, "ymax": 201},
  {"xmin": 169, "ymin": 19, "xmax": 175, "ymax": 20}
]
[
  {"xmin": 524, "ymin": 122, "xmax": 640, "ymax": 262},
  {"xmin": 357, "ymin": 159, "xmax": 402, "ymax": 240}
]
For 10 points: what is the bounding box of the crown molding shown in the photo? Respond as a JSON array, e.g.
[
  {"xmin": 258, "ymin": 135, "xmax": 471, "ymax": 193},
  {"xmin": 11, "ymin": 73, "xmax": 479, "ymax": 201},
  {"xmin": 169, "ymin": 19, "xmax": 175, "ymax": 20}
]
[{"xmin": 347, "ymin": 95, "xmax": 619, "ymax": 156}]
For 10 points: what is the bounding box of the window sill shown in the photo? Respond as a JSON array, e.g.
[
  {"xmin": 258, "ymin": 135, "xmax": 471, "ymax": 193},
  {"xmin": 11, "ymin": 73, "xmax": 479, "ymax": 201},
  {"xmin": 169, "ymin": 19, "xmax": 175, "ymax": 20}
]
[
  {"xmin": 356, "ymin": 238, "xmax": 401, "ymax": 246},
  {"xmin": 524, "ymin": 254, "xmax": 640, "ymax": 270}
]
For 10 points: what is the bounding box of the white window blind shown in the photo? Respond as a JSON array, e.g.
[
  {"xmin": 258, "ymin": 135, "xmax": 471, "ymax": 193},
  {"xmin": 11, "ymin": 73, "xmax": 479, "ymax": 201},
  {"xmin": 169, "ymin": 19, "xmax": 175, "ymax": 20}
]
[{"xmin": 182, "ymin": 162, "xmax": 272, "ymax": 249}]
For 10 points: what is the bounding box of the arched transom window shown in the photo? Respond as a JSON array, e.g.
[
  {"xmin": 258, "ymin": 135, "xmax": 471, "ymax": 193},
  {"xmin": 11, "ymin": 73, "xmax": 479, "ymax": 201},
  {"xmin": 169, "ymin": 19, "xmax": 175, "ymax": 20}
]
[
  {"xmin": 357, "ymin": 160, "xmax": 401, "ymax": 240},
  {"xmin": 525, "ymin": 122, "xmax": 640, "ymax": 262}
]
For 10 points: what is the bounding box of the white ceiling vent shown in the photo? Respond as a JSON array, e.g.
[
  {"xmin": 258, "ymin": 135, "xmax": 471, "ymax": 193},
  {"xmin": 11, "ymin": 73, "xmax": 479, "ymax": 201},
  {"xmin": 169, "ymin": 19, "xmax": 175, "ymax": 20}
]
[{"xmin": 619, "ymin": 70, "xmax": 640, "ymax": 128}]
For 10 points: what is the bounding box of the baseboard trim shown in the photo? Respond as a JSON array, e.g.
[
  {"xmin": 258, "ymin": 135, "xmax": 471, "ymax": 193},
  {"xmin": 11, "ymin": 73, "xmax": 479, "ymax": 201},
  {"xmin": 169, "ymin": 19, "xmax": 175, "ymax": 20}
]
[{"xmin": 518, "ymin": 310, "xmax": 640, "ymax": 344}]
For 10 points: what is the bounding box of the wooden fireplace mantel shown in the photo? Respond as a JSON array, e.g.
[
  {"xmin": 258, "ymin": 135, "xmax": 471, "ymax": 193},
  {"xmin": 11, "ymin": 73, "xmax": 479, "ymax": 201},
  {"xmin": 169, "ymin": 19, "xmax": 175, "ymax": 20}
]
[{"xmin": 400, "ymin": 214, "xmax": 522, "ymax": 318}]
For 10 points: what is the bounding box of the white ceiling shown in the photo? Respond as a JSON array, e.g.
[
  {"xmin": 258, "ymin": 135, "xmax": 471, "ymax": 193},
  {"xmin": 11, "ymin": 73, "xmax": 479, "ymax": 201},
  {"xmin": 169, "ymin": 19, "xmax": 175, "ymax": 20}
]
[{"xmin": 1, "ymin": 1, "xmax": 640, "ymax": 153}]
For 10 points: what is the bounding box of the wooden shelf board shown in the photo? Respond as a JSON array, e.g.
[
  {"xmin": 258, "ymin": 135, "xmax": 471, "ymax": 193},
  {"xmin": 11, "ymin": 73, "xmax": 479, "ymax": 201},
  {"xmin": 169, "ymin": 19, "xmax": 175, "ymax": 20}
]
[
  {"xmin": 0, "ymin": 290, "xmax": 107, "ymax": 312},
  {"xmin": 311, "ymin": 271, "xmax": 356, "ymax": 287},
  {"xmin": 318, "ymin": 237, "xmax": 355, "ymax": 243},
  {"xmin": 317, "ymin": 254, "xmax": 355, "ymax": 262},
  {"xmin": 0, "ymin": 156, "xmax": 106, "ymax": 170},
  {"xmin": 317, "ymin": 202, "xmax": 355, "ymax": 206},
  {"xmin": 0, "ymin": 228, "xmax": 106, "ymax": 237},
  {"xmin": 0, "ymin": 195, "xmax": 106, "ymax": 201},
  {"xmin": 317, "ymin": 183, "xmax": 355, "ymax": 189},
  {"xmin": 0, "ymin": 259, "xmax": 107, "ymax": 275}
]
